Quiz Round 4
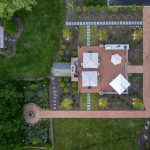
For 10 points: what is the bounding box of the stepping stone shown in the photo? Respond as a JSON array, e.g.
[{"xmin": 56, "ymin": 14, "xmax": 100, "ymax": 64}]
[
  {"xmin": 87, "ymin": 107, "xmax": 90, "ymax": 110},
  {"xmin": 53, "ymin": 103, "xmax": 56, "ymax": 106},
  {"xmin": 145, "ymin": 126, "xmax": 148, "ymax": 130},
  {"xmin": 53, "ymin": 100, "xmax": 57, "ymax": 103},
  {"xmin": 51, "ymin": 77, "xmax": 55, "ymax": 80},
  {"xmin": 53, "ymin": 107, "xmax": 56, "ymax": 110}
]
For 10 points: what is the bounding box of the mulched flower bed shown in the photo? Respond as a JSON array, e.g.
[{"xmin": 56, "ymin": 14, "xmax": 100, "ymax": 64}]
[{"xmin": 67, "ymin": 7, "xmax": 143, "ymax": 22}]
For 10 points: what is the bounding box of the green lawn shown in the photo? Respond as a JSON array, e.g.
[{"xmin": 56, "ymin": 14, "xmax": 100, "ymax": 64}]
[
  {"xmin": 90, "ymin": 26, "xmax": 99, "ymax": 46},
  {"xmin": 80, "ymin": 94, "xmax": 99, "ymax": 110},
  {"xmin": 79, "ymin": 26, "xmax": 86, "ymax": 46},
  {"xmin": 0, "ymin": 0, "xmax": 65, "ymax": 79},
  {"xmin": 53, "ymin": 119, "xmax": 144, "ymax": 150}
]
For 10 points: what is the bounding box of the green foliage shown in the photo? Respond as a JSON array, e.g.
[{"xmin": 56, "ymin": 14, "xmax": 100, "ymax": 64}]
[
  {"xmin": 133, "ymin": 30, "xmax": 143, "ymax": 41},
  {"xmin": 45, "ymin": 142, "xmax": 52, "ymax": 150},
  {"xmin": 0, "ymin": 81, "xmax": 24, "ymax": 149},
  {"xmin": 88, "ymin": 6, "xmax": 95, "ymax": 12},
  {"xmin": 82, "ymin": 6, "xmax": 88, "ymax": 12},
  {"xmin": 83, "ymin": 0, "xmax": 107, "ymax": 6},
  {"xmin": 63, "ymin": 28, "xmax": 71, "ymax": 41},
  {"xmin": 72, "ymin": 43, "xmax": 77, "ymax": 51},
  {"xmin": 4, "ymin": 19, "xmax": 18, "ymax": 35},
  {"xmin": 30, "ymin": 83, "xmax": 38, "ymax": 90},
  {"xmin": 62, "ymin": 44, "xmax": 67, "ymax": 50},
  {"xmin": 0, "ymin": 0, "xmax": 37, "ymax": 19},
  {"xmin": 32, "ymin": 137, "xmax": 41, "ymax": 145},
  {"xmin": 99, "ymin": 97, "xmax": 108, "ymax": 108},
  {"xmin": 111, "ymin": 6, "xmax": 118, "ymax": 13},
  {"xmin": 60, "ymin": 98, "xmax": 72, "ymax": 110},
  {"xmin": 64, "ymin": 88, "xmax": 69, "ymax": 93},
  {"xmin": 79, "ymin": 26, "xmax": 86, "ymax": 46},
  {"xmin": 72, "ymin": 51, "xmax": 78, "ymax": 57},
  {"xmin": 131, "ymin": 5, "xmax": 137, "ymax": 11},
  {"xmin": 59, "ymin": 50, "xmax": 64, "ymax": 56},
  {"xmin": 145, "ymin": 142, "xmax": 150, "ymax": 149},
  {"xmin": 64, "ymin": 77, "xmax": 70, "ymax": 82},
  {"xmin": 76, "ymin": 6, "xmax": 81, "ymax": 13},
  {"xmin": 139, "ymin": 6, "xmax": 144, "ymax": 11},
  {"xmin": 91, "ymin": 26, "xmax": 98, "ymax": 45},
  {"xmin": 98, "ymin": 30, "xmax": 108, "ymax": 41},
  {"xmin": 72, "ymin": 82, "xmax": 78, "ymax": 88},
  {"xmin": 95, "ymin": 5, "xmax": 101, "ymax": 11},
  {"xmin": 25, "ymin": 120, "xmax": 49, "ymax": 146},
  {"xmin": 73, "ymin": 90, "xmax": 78, "ymax": 95},
  {"xmin": 132, "ymin": 98, "xmax": 144, "ymax": 110},
  {"xmin": 60, "ymin": 82, "xmax": 65, "ymax": 88},
  {"xmin": 67, "ymin": 2, "xmax": 73, "ymax": 11},
  {"xmin": 0, "ymin": 0, "xmax": 66, "ymax": 79},
  {"xmin": 56, "ymin": 77, "xmax": 62, "ymax": 82}
]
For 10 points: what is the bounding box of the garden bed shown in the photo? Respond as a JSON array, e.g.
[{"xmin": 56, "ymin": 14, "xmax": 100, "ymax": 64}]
[
  {"xmin": 67, "ymin": 5, "xmax": 143, "ymax": 22},
  {"xmin": 24, "ymin": 79, "xmax": 49, "ymax": 109}
]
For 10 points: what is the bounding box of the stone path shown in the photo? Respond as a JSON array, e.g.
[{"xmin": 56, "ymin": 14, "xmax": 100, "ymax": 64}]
[
  {"xmin": 65, "ymin": 21, "xmax": 142, "ymax": 26},
  {"xmin": 50, "ymin": 77, "xmax": 58, "ymax": 110},
  {"xmin": 86, "ymin": 26, "xmax": 90, "ymax": 46},
  {"xmin": 87, "ymin": 93, "xmax": 91, "ymax": 110}
]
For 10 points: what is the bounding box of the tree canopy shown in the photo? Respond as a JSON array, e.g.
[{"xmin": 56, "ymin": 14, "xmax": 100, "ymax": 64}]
[
  {"xmin": 0, "ymin": 81, "xmax": 24, "ymax": 150},
  {"xmin": 0, "ymin": 0, "xmax": 37, "ymax": 19}
]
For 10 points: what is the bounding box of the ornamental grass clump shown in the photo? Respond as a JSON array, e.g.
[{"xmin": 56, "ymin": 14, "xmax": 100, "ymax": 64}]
[
  {"xmin": 60, "ymin": 98, "xmax": 73, "ymax": 110},
  {"xmin": 99, "ymin": 97, "xmax": 108, "ymax": 108}
]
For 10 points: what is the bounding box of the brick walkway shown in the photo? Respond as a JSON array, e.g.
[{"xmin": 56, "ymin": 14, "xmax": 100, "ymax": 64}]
[
  {"xmin": 24, "ymin": 7, "xmax": 150, "ymax": 123},
  {"xmin": 128, "ymin": 66, "xmax": 143, "ymax": 73}
]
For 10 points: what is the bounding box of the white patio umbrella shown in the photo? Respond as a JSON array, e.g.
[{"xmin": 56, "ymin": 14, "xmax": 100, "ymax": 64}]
[
  {"xmin": 111, "ymin": 54, "xmax": 122, "ymax": 65},
  {"xmin": 109, "ymin": 74, "xmax": 131, "ymax": 95}
]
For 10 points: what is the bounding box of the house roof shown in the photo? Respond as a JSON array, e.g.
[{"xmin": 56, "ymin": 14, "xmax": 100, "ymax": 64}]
[{"xmin": 109, "ymin": 74, "xmax": 131, "ymax": 95}]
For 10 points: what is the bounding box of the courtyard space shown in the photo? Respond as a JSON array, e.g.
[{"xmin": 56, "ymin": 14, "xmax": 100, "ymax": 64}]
[{"xmin": 78, "ymin": 46, "xmax": 126, "ymax": 93}]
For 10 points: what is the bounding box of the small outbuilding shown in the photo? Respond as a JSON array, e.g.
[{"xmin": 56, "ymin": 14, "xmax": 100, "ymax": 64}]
[{"xmin": 52, "ymin": 62, "xmax": 71, "ymax": 77}]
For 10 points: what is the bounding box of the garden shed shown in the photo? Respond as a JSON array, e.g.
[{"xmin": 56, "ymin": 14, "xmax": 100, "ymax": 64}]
[{"xmin": 52, "ymin": 62, "xmax": 71, "ymax": 77}]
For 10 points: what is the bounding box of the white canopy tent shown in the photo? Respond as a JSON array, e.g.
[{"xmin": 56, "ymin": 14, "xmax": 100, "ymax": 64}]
[
  {"xmin": 111, "ymin": 54, "xmax": 122, "ymax": 65},
  {"xmin": 83, "ymin": 53, "xmax": 98, "ymax": 68},
  {"xmin": 109, "ymin": 74, "xmax": 131, "ymax": 95},
  {"xmin": 82, "ymin": 71, "xmax": 98, "ymax": 87}
]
